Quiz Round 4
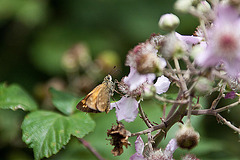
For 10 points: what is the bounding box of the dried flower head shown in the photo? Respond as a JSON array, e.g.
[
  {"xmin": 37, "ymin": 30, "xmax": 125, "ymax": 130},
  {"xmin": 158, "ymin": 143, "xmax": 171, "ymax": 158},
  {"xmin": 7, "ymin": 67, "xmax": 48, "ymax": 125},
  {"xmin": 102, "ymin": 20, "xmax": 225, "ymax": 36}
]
[{"xmin": 107, "ymin": 121, "xmax": 131, "ymax": 156}]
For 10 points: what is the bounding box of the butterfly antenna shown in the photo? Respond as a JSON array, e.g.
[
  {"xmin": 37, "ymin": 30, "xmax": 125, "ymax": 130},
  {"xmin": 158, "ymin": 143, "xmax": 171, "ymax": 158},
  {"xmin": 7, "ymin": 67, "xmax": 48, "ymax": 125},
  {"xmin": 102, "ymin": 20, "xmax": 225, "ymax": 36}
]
[
  {"xmin": 109, "ymin": 66, "xmax": 121, "ymax": 76},
  {"xmin": 111, "ymin": 96, "xmax": 120, "ymax": 110}
]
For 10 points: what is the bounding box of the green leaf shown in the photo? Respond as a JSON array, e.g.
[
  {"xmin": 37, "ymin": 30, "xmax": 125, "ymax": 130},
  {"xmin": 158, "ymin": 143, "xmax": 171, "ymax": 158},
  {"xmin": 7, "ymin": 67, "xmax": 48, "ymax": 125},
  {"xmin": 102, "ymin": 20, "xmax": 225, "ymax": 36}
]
[
  {"xmin": 50, "ymin": 87, "xmax": 80, "ymax": 115},
  {"xmin": 21, "ymin": 110, "xmax": 95, "ymax": 160},
  {"xmin": 0, "ymin": 83, "xmax": 38, "ymax": 111}
]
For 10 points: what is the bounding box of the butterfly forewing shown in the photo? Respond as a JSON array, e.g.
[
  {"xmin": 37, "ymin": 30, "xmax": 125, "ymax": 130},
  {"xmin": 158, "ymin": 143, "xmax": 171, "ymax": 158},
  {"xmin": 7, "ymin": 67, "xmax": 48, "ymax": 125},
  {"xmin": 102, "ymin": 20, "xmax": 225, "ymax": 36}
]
[{"xmin": 76, "ymin": 84, "xmax": 104, "ymax": 113}]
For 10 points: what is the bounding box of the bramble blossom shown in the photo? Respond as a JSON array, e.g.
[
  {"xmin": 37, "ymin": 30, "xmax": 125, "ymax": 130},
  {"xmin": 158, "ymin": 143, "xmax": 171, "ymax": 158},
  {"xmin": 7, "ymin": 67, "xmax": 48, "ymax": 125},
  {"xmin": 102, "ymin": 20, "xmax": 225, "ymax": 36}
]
[
  {"xmin": 196, "ymin": 5, "xmax": 240, "ymax": 78},
  {"xmin": 110, "ymin": 71, "xmax": 170, "ymax": 122}
]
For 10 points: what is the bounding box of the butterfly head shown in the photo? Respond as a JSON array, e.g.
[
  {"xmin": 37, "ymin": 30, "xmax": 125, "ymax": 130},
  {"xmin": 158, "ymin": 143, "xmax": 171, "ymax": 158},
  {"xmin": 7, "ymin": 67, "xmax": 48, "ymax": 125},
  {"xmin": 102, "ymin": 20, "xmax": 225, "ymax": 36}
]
[{"xmin": 104, "ymin": 74, "xmax": 112, "ymax": 82}]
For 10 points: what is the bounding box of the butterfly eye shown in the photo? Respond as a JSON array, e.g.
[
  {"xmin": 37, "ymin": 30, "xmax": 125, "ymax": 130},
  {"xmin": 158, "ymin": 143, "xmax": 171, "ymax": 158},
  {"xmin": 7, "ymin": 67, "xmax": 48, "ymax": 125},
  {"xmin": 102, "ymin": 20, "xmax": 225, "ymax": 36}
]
[{"xmin": 107, "ymin": 75, "xmax": 112, "ymax": 81}]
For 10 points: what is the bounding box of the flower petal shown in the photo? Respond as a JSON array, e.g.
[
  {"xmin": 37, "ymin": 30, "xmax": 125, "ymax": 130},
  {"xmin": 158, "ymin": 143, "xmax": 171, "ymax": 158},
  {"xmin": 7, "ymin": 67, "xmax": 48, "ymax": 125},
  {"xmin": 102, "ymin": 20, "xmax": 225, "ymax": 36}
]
[
  {"xmin": 111, "ymin": 97, "xmax": 139, "ymax": 122},
  {"xmin": 164, "ymin": 138, "xmax": 178, "ymax": 158},
  {"xmin": 124, "ymin": 67, "xmax": 156, "ymax": 91},
  {"xmin": 130, "ymin": 136, "xmax": 145, "ymax": 160},
  {"xmin": 135, "ymin": 136, "xmax": 144, "ymax": 154},
  {"xmin": 175, "ymin": 32, "xmax": 202, "ymax": 45},
  {"xmin": 130, "ymin": 153, "xmax": 146, "ymax": 160},
  {"xmin": 154, "ymin": 75, "xmax": 171, "ymax": 94},
  {"xmin": 224, "ymin": 91, "xmax": 236, "ymax": 99}
]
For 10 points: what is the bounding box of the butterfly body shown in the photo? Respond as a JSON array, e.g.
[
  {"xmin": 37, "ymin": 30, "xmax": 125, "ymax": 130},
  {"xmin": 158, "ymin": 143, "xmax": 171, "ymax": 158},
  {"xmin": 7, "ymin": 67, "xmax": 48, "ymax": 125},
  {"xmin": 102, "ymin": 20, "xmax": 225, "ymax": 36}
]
[{"xmin": 76, "ymin": 75, "xmax": 115, "ymax": 113}]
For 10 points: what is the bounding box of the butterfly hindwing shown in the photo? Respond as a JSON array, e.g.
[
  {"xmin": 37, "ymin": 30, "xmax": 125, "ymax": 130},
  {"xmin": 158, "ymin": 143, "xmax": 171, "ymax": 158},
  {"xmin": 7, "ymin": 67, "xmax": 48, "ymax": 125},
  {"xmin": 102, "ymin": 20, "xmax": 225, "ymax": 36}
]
[{"xmin": 96, "ymin": 83, "xmax": 111, "ymax": 113}]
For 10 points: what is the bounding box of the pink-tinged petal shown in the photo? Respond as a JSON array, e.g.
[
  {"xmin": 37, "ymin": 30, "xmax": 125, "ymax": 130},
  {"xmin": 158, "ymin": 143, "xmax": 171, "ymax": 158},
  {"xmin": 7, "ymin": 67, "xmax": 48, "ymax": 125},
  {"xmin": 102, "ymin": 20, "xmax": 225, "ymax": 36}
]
[
  {"xmin": 130, "ymin": 136, "xmax": 146, "ymax": 160},
  {"xmin": 195, "ymin": 42, "xmax": 223, "ymax": 67},
  {"xmin": 124, "ymin": 67, "xmax": 156, "ymax": 91},
  {"xmin": 196, "ymin": 5, "xmax": 240, "ymax": 78},
  {"xmin": 224, "ymin": 91, "xmax": 236, "ymax": 99},
  {"xmin": 130, "ymin": 153, "xmax": 146, "ymax": 160},
  {"xmin": 112, "ymin": 97, "xmax": 139, "ymax": 122},
  {"xmin": 224, "ymin": 59, "xmax": 240, "ymax": 78},
  {"xmin": 135, "ymin": 136, "xmax": 144, "ymax": 154},
  {"xmin": 154, "ymin": 75, "xmax": 171, "ymax": 94},
  {"xmin": 215, "ymin": 5, "xmax": 239, "ymax": 24},
  {"xmin": 196, "ymin": 50, "xmax": 223, "ymax": 67},
  {"xmin": 175, "ymin": 32, "xmax": 202, "ymax": 45},
  {"xmin": 159, "ymin": 57, "xmax": 167, "ymax": 69},
  {"xmin": 164, "ymin": 139, "xmax": 178, "ymax": 158},
  {"xmin": 145, "ymin": 73, "xmax": 156, "ymax": 83},
  {"xmin": 124, "ymin": 67, "xmax": 146, "ymax": 91}
]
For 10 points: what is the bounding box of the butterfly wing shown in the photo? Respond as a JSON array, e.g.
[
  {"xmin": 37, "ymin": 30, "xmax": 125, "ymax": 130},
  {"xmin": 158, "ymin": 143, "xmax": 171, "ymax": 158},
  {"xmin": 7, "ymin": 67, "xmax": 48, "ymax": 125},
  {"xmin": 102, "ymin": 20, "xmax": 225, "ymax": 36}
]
[
  {"xmin": 76, "ymin": 84, "xmax": 104, "ymax": 113},
  {"xmin": 96, "ymin": 84, "xmax": 111, "ymax": 113}
]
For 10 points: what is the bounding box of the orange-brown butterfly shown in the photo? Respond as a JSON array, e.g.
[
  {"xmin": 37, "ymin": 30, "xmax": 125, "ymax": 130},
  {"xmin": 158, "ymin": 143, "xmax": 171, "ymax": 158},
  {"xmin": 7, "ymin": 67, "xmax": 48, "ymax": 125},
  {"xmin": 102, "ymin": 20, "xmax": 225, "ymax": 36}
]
[{"xmin": 76, "ymin": 75, "xmax": 115, "ymax": 113}]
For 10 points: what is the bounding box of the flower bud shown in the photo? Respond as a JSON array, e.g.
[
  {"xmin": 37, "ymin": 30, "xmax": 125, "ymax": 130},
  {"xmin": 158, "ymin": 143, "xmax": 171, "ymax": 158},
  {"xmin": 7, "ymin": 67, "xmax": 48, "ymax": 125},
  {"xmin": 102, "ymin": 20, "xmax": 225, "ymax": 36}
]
[
  {"xmin": 159, "ymin": 14, "xmax": 180, "ymax": 32},
  {"xmin": 194, "ymin": 77, "xmax": 213, "ymax": 96},
  {"xmin": 175, "ymin": 122, "xmax": 200, "ymax": 150},
  {"xmin": 142, "ymin": 84, "xmax": 156, "ymax": 99},
  {"xmin": 174, "ymin": 0, "xmax": 193, "ymax": 13},
  {"xmin": 161, "ymin": 33, "xmax": 187, "ymax": 59},
  {"xmin": 197, "ymin": 1, "xmax": 211, "ymax": 14}
]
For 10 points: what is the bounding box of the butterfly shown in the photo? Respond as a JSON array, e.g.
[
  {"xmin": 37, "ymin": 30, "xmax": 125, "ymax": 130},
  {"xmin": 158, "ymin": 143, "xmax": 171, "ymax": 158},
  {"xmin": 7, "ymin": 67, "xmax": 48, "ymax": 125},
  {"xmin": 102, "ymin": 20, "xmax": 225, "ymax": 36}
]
[{"xmin": 76, "ymin": 75, "xmax": 115, "ymax": 113}]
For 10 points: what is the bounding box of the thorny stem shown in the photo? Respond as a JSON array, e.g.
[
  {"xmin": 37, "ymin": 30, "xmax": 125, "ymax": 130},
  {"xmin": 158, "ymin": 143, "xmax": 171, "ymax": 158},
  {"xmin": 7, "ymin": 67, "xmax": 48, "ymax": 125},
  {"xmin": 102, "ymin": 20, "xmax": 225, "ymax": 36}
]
[
  {"xmin": 152, "ymin": 103, "xmax": 188, "ymax": 148},
  {"xmin": 215, "ymin": 100, "xmax": 240, "ymax": 113},
  {"xmin": 78, "ymin": 138, "xmax": 104, "ymax": 160},
  {"xmin": 131, "ymin": 99, "xmax": 240, "ymax": 137},
  {"xmin": 216, "ymin": 114, "xmax": 240, "ymax": 134},
  {"xmin": 191, "ymin": 100, "xmax": 240, "ymax": 115},
  {"xmin": 162, "ymin": 104, "xmax": 166, "ymax": 120},
  {"xmin": 147, "ymin": 132, "xmax": 153, "ymax": 151},
  {"xmin": 187, "ymin": 96, "xmax": 193, "ymax": 121},
  {"xmin": 139, "ymin": 103, "xmax": 152, "ymax": 128}
]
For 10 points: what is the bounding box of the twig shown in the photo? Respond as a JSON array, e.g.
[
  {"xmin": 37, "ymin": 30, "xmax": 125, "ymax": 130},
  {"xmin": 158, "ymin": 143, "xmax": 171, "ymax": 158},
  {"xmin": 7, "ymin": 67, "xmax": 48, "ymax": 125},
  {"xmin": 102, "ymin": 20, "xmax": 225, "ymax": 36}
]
[
  {"xmin": 173, "ymin": 57, "xmax": 188, "ymax": 97},
  {"xmin": 78, "ymin": 138, "xmax": 105, "ymax": 160},
  {"xmin": 210, "ymin": 83, "xmax": 226, "ymax": 110},
  {"xmin": 215, "ymin": 100, "xmax": 240, "ymax": 113},
  {"xmin": 164, "ymin": 68, "xmax": 188, "ymax": 74},
  {"xmin": 166, "ymin": 90, "xmax": 182, "ymax": 120},
  {"xmin": 139, "ymin": 103, "xmax": 152, "ymax": 128},
  {"xmin": 216, "ymin": 114, "xmax": 240, "ymax": 134},
  {"xmin": 182, "ymin": 56, "xmax": 197, "ymax": 74},
  {"xmin": 163, "ymin": 70, "xmax": 179, "ymax": 82},
  {"xmin": 155, "ymin": 95, "xmax": 189, "ymax": 105}
]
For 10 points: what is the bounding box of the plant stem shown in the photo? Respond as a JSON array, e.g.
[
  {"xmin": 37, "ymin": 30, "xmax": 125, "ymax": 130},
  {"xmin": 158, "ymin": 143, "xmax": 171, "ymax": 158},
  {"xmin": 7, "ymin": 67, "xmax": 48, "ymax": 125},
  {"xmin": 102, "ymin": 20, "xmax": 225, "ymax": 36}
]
[{"xmin": 78, "ymin": 138, "xmax": 105, "ymax": 160}]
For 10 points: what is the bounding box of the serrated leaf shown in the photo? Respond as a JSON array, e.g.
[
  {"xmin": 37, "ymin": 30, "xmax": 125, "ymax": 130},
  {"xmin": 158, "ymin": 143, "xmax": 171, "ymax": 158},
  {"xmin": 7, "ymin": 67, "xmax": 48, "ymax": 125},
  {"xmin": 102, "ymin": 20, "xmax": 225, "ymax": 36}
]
[
  {"xmin": 49, "ymin": 88, "xmax": 80, "ymax": 115},
  {"xmin": 21, "ymin": 110, "xmax": 95, "ymax": 160},
  {"xmin": 0, "ymin": 83, "xmax": 38, "ymax": 111}
]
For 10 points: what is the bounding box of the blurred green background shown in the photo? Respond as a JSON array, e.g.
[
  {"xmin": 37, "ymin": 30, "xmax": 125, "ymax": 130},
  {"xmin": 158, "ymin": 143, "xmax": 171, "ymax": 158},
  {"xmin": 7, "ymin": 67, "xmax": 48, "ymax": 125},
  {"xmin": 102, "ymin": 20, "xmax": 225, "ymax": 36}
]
[{"xmin": 0, "ymin": 0, "xmax": 239, "ymax": 159}]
